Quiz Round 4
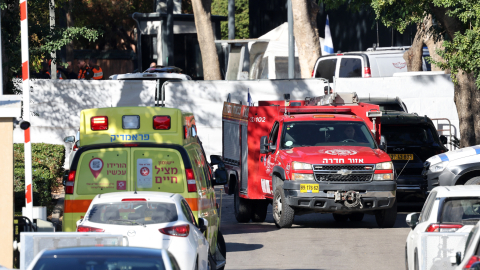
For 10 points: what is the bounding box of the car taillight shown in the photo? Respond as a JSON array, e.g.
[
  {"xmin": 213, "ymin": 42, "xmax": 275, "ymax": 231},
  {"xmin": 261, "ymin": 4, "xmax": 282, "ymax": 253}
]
[
  {"xmin": 186, "ymin": 168, "xmax": 197, "ymax": 192},
  {"xmin": 425, "ymin": 223, "xmax": 463, "ymax": 232},
  {"xmin": 311, "ymin": 69, "xmax": 315, "ymax": 78},
  {"xmin": 91, "ymin": 116, "xmax": 108, "ymax": 130},
  {"xmin": 73, "ymin": 144, "xmax": 78, "ymax": 151},
  {"xmin": 464, "ymin": 255, "xmax": 480, "ymax": 269},
  {"xmin": 121, "ymin": 198, "xmax": 146, "ymax": 201},
  {"xmin": 77, "ymin": 225, "xmax": 105, "ymax": 232},
  {"xmin": 364, "ymin": 67, "xmax": 372, "ymax": 78},
  {"xmin": 159, "ymin": 224, "xmax": 189, "ymax": 237},
  {"xmin": 66, "ymin": 170, "xmax": 76, "ymax": 194},
  {"xmin": 153, "ymin": 116, "xmax": 171, "ymax": 130}
]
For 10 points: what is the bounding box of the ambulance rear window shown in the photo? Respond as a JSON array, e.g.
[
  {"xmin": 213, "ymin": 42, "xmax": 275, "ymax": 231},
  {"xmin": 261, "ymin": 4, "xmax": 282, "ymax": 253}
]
[{"xmin": 87, "ymin": 202, "xmax": 178, "ymax": 225}]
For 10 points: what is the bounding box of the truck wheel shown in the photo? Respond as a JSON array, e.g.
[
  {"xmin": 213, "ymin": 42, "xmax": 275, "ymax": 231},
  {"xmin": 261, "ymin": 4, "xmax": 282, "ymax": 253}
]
[
  {"xmin": 234, "ymin": 184, "xmax": 251, "ymax": 223},
  {"xmin": 465, "ymin": 177, "xmax": 480, "ymax": 185},
  {"xmin": 375, "ymin": 199, "xmax": 397, "ymax": 228},
  {"xmin": 332, "ymin": 213, "xmax": 349, "ymax": 222},
  {"xmin": 349, "ymin": 212, "xmax": 364, "ymax": 222},
  {"xmin": 273, "ymin": 185, "xmax": 295, "ymax": 228},
  {"xmin": 251, "ymin": 200, "xmax": 269, "ymax": 222}
]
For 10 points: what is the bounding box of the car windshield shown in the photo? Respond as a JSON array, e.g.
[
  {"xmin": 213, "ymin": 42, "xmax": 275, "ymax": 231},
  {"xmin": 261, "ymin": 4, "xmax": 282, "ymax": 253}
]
[
  {"xmin": 280, "ymin": 121, "xmax": 376, "ymax": 149},
  {"xmin": 441, "ymin": 198, "xmax": 480, "ymax": 225},
  {"xmin": 382, "ymin": 125, "xmax": 439, "ymax": 146},
  {"xmin": 32, "ymin": 256, "xmax": 166, "ymax": 270},
  {"xmin": 87, "ymin": 202, "xmax": 178, "ymax": 225}
]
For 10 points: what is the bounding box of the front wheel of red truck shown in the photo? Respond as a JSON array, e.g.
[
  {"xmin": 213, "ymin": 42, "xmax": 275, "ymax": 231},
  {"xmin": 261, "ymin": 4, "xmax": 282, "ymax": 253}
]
[
  {"xmin": 273, "ymin": 185, "xmax": 295, "ymax": 228},
  {"xmin": 234, "ymin": 184, "xmax": 252, "ymax": 223},
  {"xmin": 375, "ymin": 199, "xmax": 398, "ymax": 228}
]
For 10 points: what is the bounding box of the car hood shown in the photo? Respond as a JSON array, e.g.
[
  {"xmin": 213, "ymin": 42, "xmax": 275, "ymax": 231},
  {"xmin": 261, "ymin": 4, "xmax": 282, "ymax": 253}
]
[
  {"xmin": 280, "ymin": 146, "xmax": 390, "ymax": 164},
  {"xmin": 426, "ymin": 145, "xmax": 480, "ymax": 165}
]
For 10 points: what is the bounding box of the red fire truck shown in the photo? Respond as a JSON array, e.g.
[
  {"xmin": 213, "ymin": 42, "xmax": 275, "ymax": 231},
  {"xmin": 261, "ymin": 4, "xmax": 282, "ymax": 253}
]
[{"xmin": 215, "ymin": 92, "xmax": 397, "ymax": 228}]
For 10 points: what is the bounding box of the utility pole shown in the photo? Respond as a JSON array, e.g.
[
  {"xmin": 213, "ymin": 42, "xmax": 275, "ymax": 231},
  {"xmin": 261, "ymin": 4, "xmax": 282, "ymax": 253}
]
[
  {"xmin": 165, "ymin": 0, "xmax": 174, "ymax": 66},
  {"xmin": 287, "ymin": 0, "xmax": 295, "ymax": 79},
  {"xmin": 228, "ymin": 0, "xmax": 235, "ymax": 40},
  {"xmin": 50, "ymin": 0, "xmax": 56, "ymax": 79}
]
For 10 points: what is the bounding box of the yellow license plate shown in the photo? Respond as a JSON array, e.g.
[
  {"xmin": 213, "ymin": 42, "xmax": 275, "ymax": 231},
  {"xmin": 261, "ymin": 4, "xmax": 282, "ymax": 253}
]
[
  {"xmin": 300, "ymin": 184, "xmax": 319, "ymax": 193},
  {"xmin": 389, "ymin": 154, "xmax": 414, "ymax": 160}
]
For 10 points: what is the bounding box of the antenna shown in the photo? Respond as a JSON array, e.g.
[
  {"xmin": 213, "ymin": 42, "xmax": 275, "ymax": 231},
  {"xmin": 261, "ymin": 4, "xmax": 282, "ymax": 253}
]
[{"xmin": 134, "ymin": 180, "xmax": 137, "ymax": 194}]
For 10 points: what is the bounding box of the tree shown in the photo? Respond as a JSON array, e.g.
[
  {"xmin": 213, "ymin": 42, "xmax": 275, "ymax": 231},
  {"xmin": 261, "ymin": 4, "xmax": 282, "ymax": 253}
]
[
  {"xmin": 211, "ymin": 0, "xmax": 249, "ymax": 39},
  {"xmin": 292, "ymin": 0, "xmax": 321, "ymax": 78},
  {"xmin": 321, "ymin": 0, "xmax": 480, "ymax": 147},
  {"xmin": 191, "ymin": 0, "xmax": 222, "ymax": 80}
]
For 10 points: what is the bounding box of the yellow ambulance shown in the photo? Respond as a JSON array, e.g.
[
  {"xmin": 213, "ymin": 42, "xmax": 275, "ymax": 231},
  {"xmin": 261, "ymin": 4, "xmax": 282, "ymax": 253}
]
[{"xmin": 63, "ymin": 106, "xmax": 227, "ymax": 267}]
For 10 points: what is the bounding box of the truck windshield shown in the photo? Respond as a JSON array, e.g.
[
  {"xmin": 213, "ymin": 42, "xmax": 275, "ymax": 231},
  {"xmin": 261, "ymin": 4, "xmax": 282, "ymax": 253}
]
[
  {"xmin": 280, "ymin": 121, "xmax": 376, "ymax": 149},
  {"xmin": 382, "ymin": 125, "xmax": 440, "ymax": 146}
]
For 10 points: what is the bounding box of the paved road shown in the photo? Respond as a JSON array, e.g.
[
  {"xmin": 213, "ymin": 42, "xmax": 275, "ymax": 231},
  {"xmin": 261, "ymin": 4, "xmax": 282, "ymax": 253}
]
[{"xmin": 216, "ymin": 188, "xmax": 422, "ymax": 270}]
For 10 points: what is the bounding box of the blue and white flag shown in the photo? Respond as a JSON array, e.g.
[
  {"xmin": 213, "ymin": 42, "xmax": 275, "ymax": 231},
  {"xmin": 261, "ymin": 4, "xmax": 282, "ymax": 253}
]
[
  {"xmin": 247, "ymin": 89, "xmax": 253, "ymax": 106},
  {"xmin": 323, "ymin": 15, "xmax": 334, "ymax": 55}
]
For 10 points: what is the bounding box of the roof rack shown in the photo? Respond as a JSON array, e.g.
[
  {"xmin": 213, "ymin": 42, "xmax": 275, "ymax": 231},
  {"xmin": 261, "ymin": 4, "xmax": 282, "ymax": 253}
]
[
  {"xmin": 305, "ymin": 92, "xmax": 359, "ymax": 106},
  {"xmin": 144, "ymin": 66, "xmax": 183, "ymax": 74}
]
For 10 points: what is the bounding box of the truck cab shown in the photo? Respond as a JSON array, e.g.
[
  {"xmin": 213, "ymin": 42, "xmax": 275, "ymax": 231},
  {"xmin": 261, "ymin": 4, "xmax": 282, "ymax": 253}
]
[{"xmin": 218, "ymin": 92, "xmax": 397, "ymax": 228}]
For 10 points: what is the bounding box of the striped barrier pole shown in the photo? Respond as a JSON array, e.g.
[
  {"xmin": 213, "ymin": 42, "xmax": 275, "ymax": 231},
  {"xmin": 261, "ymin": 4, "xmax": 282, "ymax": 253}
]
[{"xmin": 20, "ymin": 0, "xmax": 33, "ymax": 222}]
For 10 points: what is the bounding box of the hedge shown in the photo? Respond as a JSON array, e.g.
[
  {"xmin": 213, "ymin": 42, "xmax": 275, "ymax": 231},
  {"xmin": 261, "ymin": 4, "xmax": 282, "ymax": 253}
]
[{"xmin": 14, "ymin": 143, "xmax": 65, "ymax": 212}]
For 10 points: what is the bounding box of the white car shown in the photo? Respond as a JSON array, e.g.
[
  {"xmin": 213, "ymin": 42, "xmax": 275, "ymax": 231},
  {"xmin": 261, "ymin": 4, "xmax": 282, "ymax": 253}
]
[
  {"xmin": 454, "ymin": 220, "xmax": 480, "ymax": 270},
  {"xmin": 405, "ymin": 186, "xmax": 480, "ymax": 270},
  {"xmin": 77, "ymin": 191, "xmax": 210, "ymax": 270}
]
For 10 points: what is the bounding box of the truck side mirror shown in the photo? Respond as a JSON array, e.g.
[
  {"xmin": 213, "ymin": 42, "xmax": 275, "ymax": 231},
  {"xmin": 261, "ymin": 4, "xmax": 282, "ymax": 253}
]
[
  {"xmin": 379, "ymin": 135, "xmax": 387, "ymax": 152},
  {"xmin": 405, "ymin": 213, "xmax": 419, "ymax": 230},
  {"xmin": 210, "ymin": 155, "xmax": 223, "ymax": 166},
  {"xmin": 456, "ymin": 252, "xmax": 462, "ymax": 266},
  {"xmin": 198, "ymin": 218, "xmax": 208, "ymax": 233},
  {"xmin": 269, "ymin": 142, "xmax": 277, "ymax": 152},
  {"xmin": 213, "ymin": 169, "xmax": 228, "ymax": 186},
  {"xmin": 260, "ymin": 136, "xmax": 268, "ymax": 154},
  {"xmin": 440, "ymin": 135, "xmax": 448, "ymax": 145}
]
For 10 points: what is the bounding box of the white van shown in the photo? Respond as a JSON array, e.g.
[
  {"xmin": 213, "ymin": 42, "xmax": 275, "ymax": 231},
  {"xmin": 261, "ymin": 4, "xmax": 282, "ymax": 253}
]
[{"xmin": 312, "ymin": 49, "xmax": 428, "ymax": 82}]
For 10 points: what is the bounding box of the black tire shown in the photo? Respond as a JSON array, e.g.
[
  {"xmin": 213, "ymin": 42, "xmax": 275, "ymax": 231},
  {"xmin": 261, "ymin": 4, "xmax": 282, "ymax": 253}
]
[
  {"xmin": 349, "ymin": 212, "xmax": 365, "ymax": 222},
  {"xmin": 273, "ymin": 185, "xmax": 295, "ymax": 228},
  {"xmin": 251, "ymin": 200, "xmax": 269, "ymax": 222},
  {"xmin": 195, "ymin": 258, "xmax": 199, "ymax": 270},
  {"xmin": 375, "ymin": 199, "xmax": 397, "ymax": 228},
  {"xmin": 332, "ymin": 213, "xmax": 349, "ymax": 222},
  {"xmin": 234, "ymin": 184, "xmax": 251, "ymax": 223},
  {"xmin": 465, "ymin": 176, "xmax": 480, "ymax": 185},
  {"xmin": 215, "ymin": 230, "xmax": 226, "ymax": 270}
]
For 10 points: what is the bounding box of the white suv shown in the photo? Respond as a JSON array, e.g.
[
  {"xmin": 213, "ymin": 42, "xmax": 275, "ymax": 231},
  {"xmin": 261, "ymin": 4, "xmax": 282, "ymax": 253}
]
[{"xmin": 312, "ymin": 48, "xmax": 428, "ymax": 82}]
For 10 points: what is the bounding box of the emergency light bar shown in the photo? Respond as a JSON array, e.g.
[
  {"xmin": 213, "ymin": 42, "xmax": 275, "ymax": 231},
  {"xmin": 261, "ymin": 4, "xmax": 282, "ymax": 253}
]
[
  {"xmin": 279, "ymin": 108, "xmax": 351, "ymax": 114},
  {"xmin": 123, "ymin": 115, "xmax": 140, "ymax": 129}
]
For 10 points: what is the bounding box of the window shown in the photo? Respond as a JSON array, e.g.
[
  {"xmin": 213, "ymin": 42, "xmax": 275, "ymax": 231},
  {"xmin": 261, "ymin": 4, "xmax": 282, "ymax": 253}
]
[
  {"xmin": 440, "ymin": 198, "xmax": 480, "ymax": 225},
  {"xmin": 314, "ymin": 58, "xmax": 337, "ymax": 82},
  {"xmin": 280, "ymin": 121, "xmax": 376, "ymax": 149},
  {"xmin": 87, "ymin": 202, "xmax": 178, "ymax": 225},
  {"xmin": 419, "ymin": 191, "xmax": 437, "ymax": 223},
  {"xmin": 382, "ymin": 125, "xmax": 440, "ymax": 146},
  {"xmin": 269, "ymin": 122, "xmax": 280, "ymax": 147},
  {"xmin": 339, "ymin": 58, "xmax": 362, "ymax": 78},
  {"xmin": 33, "ymin": 257, "xmax": 166, "ymax": 270},
  {"xmin": 260, "ymin": 57, "xmax": 269, "ymax": 79},
  {"xmin": 181, "ymin": 200, "xmax": 197, "ymax": 226}
]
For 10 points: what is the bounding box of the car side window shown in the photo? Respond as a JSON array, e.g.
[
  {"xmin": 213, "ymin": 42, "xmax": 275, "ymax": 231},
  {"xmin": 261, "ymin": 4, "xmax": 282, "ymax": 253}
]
[
  {"xmin": 419, "ymin": 191, "xmax": 437, "ymax": 223},
  {"xmin": 339, "ymin": 58, "xmax": 362, "ymax": 78},
  {"xmin": 269, "ymin": 121, "xmax": 279, "ymax": 146},
  {"xmin": 181, "ymin": 200, "xmax": 197, "ymax": 226},
  {"xmin": 315, "ymin": 58, "xmax": 337, "ymax": 83}
]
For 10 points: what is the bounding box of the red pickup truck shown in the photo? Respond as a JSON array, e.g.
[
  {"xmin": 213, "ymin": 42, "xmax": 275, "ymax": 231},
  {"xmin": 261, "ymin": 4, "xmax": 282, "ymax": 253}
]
[{"xmin": 213, "ymin": 92, "xmax": 397, "ymax": 228}]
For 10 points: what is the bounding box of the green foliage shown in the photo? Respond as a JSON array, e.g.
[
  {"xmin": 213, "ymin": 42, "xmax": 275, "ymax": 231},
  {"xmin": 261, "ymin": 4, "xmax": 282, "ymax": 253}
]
[
  {"xmin": 14, "ymin": 143, "xmax": 65, "ymax": 211},
  {"xmin": 212, "ymin": 0, "xmax": 249, "ymax": 39}
]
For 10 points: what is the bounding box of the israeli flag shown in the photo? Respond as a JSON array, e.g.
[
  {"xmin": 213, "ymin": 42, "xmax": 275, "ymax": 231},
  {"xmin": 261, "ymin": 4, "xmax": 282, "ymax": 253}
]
[
  {"xmin": 247, "ymin": 89, "xmax": 253, "ymax": 106},
  {"xmin": 323, "ymin": 15, "xmax": 334, "ymax": 55}
]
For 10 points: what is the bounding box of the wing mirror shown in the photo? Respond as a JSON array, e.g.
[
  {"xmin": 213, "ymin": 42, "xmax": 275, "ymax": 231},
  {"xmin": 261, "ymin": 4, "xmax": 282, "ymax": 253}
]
[
  {"xmin": 406, "ymin": 213, "xmax": 419, "ymax": 230},
  {"xmin": 260, "ymin": 136, "xmax": 268, "ymax": 154},
  {"xmin": 198, "ymin": 217, "xmax": 208, "ymax": 233},
  {"xmin": 64, "ymin": 136, "xmax": 75, "ymax": 143},
  {"xmin": 440, "ymin": 135, "xmax": 448, "ymax": 145},
  {"xmin": 379, "ymin": 135, "xmax": 387, "ymax": 152},
  {"xmin": 210, "ymin": 155, "xmax": 227, "ymax": 186}
]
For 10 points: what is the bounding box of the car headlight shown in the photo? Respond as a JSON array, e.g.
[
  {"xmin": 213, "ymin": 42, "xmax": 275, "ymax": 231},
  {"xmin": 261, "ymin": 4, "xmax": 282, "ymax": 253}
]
[
  {"xmin": 430, "ymin": 161, "xmax": 449, "ymax": 173},
  {"xmin": 373, "ymin": 173, "xmax": 394, "ymax": 181},
  {"xmin": 376, "ymin": 162, "xmax": 393, "ymax": 170},
  {"xmin": 292, "ymin": 162, "xmax": 312, "ymax": 170},
  {"xmin": 292, "ymin": 173, "xmax": 315, "ymax": 181}
]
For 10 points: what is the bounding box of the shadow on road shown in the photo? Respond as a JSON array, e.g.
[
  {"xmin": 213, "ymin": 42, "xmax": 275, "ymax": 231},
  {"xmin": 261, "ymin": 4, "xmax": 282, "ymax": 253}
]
[{"xmin": 226, "ymin": 242, "xmax": 264, "ymax": 252}]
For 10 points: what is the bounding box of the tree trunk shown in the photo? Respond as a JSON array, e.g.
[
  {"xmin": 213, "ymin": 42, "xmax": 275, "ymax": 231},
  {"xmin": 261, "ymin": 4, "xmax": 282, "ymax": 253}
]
[
  {"xmin": 454, "ymin": 71, "xmax": 479, "ymax": 147},
  {"xmin": 191, "ymin": 0, "xmax": 221, "ymax": 80},
  {"xmin": 403, "ymin": 24, "xmax": 424, "ymax": 71},
  {"xmin": 292, "ymin": 0, "xmax": 321, "ymax": 78},
  {"xmin": 65, "ymin": 0, "xmax": 74, "ymax": 62}
]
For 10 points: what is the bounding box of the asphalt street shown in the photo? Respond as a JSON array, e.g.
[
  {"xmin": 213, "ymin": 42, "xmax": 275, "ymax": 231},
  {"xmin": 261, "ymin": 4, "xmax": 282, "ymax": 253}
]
[{"xmin": 216, "ymin": 188, "xmax": 422, "ymax": 270}]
